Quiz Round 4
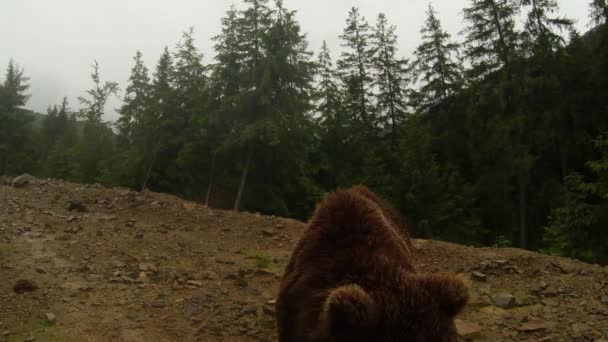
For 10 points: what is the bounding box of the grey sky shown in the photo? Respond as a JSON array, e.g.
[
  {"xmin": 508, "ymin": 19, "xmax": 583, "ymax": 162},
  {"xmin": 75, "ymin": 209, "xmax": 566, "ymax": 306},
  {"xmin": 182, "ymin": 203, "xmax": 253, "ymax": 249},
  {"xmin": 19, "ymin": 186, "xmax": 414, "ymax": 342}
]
[{"xmin": 0, "ymin": 0, "xmax": 591, "ymax": 121}]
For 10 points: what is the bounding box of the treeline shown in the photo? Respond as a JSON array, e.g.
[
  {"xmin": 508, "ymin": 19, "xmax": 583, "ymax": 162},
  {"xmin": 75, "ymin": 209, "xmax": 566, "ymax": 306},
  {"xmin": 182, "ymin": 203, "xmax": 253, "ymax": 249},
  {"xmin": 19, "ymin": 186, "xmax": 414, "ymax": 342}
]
[{"xmin": 1, "ymin": 0, "xmax": 608, "ymax": 263}]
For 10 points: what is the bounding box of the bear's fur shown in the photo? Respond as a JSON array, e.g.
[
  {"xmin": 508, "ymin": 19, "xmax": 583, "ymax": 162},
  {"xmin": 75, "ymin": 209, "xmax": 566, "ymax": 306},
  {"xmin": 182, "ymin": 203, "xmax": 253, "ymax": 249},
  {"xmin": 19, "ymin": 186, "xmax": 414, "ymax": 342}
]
[
  {"xmin": 276, "ymin": 186, "xmax": 468, "ymax": 342},
  {"xmin": 349, "ymin": 185, "xmax": 412, "ymax": 247}
]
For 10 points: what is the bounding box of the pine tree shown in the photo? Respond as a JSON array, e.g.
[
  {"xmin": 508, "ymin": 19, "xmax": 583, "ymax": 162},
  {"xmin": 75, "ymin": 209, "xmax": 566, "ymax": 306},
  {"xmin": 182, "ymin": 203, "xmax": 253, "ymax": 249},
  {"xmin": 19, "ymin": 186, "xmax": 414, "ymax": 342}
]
[
  {"xmin": 412, "ymin": 4, "xmax": 463, "ymax": 111},
  {"xmin": 371, "ymin": 13, "xmax": 410, "ymax": 144},
  {"xmin": 314, "ymin": 41, "xmax": 349, "ymax": 188},
  {"xmin": 462, "ymin": 0, "xmax": 520, "ymax": 80},
  {"xmin": 522, "ymin": 0, "xmax": 573, "ymax": 56},
  {"xmin": 172, "ymin": 28, "xmax": 209, "ymax": 195},
  {"xmin": 145, "ymin": 47, "xmax": 176, "ymax": 191},
  {"xmin": 77, "ymin": 61, "xmax": 119, "ymax": 126},
  {"xmin": 74, "ymin": 61, "xmax": 119, "ymax": 182},
  {"xmin": 104, "ymin": 51, "xmax": 155, "ymax": 188},
  {"xmin": 253, "ymin": 0, "xmax": 319, "ymax": 217},
  {"xmin": 337, "ymin": 7, "xmax": 375, "ymax": 131},
  {"xmin": 39, "ymin": 97, "xmax": 78, "ymax": 179},
  {"xmin": 231, "ymin": 0, "xmax": 273, "ymax": 211},
  {"xmin": 0, "ymin": 60, "xmax": 33, "ymax": 174},
  {"xmin": 117, "ymin": 51, "xmax": 151, "ymax": 142},
  {"xmin": 462, "ymin": 0, "xmax": 536, "ymax": 248},
  {"xmin": 590, "ymin": 0, "xmax": 608, "ymax": 25}
]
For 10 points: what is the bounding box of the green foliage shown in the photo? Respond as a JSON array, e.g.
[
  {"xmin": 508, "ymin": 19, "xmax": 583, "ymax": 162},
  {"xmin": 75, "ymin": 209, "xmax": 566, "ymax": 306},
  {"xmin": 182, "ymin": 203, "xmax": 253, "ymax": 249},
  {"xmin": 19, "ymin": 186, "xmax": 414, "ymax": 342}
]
[{"xmin": 544, "ymin": 134, "xmax": 608, "ymax": 263}]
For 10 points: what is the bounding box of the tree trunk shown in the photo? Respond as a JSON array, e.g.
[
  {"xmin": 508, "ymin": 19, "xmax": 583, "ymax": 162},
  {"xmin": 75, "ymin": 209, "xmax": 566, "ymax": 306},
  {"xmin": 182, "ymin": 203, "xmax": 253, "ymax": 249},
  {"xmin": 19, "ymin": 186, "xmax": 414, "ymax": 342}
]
[
  {"xmin": 204, "ymin": 149, "xmax": 218, "ymax": 208},
  {"xmin": 141, "ymin": 147, "xmax": 158, "ymax": 192},
  {"xmin": 518, "ymin": 174, "xmax": 528, "ymax": 249},
  {"xmin": 557, "ymin": 135, "xmax": 568, "ymax": 181},
  {"xmin": 233, "ymin": 144, "xmax": 254, "ymax": 212}
]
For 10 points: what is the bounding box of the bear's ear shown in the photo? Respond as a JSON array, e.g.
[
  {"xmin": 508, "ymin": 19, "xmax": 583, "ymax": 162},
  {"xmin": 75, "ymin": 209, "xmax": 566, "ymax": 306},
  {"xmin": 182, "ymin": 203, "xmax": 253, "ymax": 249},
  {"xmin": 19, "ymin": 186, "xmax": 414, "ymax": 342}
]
[
  {"xmin": 414, "ymin": 273, "xmax": 469, "ymax": 317},
  {"xmin": 318, "ymin": 285, "xmax": 378, "ymax": 337}
]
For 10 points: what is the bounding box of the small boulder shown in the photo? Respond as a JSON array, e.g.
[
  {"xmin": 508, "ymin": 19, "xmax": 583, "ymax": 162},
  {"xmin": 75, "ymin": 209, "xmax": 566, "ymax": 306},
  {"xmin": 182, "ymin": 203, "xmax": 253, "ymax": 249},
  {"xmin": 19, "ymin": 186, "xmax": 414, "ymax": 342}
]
[
  {"xmin": 45, "ymin": 313, "xmax": 56, "ymax": 324},
  {"xmin": 11, "ymin": 174, "xmax": 35, "ymax": 187},
  {"xmin": 491, "ymin": 293, "xmax": 517, "ymax": 309},
  {"xmin": 66, "ymin": 200, "xmax": 87, "ymax": 212},
  {"xmin": 455, "ymin": 319, "xmax": 482, "ymax": 338},
  {"xmin": 471, "ymin": 271, "xmax": 487, "ymax": 282}
]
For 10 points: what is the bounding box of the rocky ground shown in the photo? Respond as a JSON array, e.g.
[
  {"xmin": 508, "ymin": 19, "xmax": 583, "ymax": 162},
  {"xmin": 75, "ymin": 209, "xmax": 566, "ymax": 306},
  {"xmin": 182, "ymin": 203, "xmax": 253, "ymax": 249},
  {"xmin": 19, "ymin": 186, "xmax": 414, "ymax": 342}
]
[{"xmin": 0, "ymin": 176, "xmax": 607, "ymax": 342}]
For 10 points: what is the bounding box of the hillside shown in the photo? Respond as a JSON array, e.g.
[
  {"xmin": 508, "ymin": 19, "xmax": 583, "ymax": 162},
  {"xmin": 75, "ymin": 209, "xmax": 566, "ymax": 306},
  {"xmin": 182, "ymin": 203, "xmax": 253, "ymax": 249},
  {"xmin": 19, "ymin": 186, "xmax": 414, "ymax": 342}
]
[{"xmin": 0, "ymin": 177, "xmax": 607, "ymax": 342}]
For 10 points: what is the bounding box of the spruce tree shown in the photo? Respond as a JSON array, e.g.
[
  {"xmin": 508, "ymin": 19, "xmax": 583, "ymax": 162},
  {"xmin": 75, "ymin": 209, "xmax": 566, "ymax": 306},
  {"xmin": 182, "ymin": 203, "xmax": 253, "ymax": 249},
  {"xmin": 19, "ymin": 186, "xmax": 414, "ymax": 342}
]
[
  {"xmin": 521, "ymin": 0, "xmax": 573, "ymax": 56},
  {"xmin": 0, "ymin": 60, "xmax": 33, "ymax": 174},
  {"xmin": 74, "ymin": 61, "xmax": 119, "ymax": 182},
  {"xmin": 146, "ymin": 47, "xmax": 176, "ymax": 191},
  {"xmin": 412, "ymin": 4, "xmax": 463, "ymax": 111},
  {"xmin": 231, "ymin": 0, "xmax": 273, "ymax": 211},
  {"xmin": 337, "ymin": 7, "xmax": 375, "ymax": 131},
  {"xmin": 371, "ymin": 13, "xmax": 410, "ymax": 144},
  {"xmin": 117, "ymin": 51, "xmax": 151, "ymax": 143},
  {"xmin": 590, "ymin": 0, "xmax": 608, "ymax": 25},
  {"xmin": 462, "ymin": 0, "xmax": 520, "ymax": 79}
]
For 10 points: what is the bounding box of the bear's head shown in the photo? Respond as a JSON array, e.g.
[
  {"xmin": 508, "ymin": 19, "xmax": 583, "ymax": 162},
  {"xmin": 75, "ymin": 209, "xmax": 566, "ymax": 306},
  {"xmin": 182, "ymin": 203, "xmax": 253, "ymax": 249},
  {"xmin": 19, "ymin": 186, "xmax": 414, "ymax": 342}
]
[{"xmin": 314, "ymin": 273, "xmax": 468, "ymax": 342}]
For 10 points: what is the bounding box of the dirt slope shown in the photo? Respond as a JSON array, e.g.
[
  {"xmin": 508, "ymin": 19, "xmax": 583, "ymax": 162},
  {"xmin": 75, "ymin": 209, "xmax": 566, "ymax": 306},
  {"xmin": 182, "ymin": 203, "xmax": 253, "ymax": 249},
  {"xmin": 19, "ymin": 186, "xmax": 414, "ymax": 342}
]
[{"xmin": 0, "ymin": 178, "xmax": 607, "ymax": 342}]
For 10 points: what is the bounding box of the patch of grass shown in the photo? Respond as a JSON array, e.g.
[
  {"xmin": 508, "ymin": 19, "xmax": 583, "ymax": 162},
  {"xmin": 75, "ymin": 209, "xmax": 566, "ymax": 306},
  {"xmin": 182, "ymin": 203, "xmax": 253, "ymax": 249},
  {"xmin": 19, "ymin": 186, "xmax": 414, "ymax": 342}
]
[{"xmin": 254, "ymin": 254, "xmax": 271, "ymax": 269}]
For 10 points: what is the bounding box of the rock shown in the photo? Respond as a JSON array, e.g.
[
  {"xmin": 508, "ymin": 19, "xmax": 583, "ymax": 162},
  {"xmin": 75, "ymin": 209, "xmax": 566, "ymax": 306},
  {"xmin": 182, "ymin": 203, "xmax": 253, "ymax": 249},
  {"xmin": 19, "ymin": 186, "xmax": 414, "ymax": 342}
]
[
  {"xmin": 187, "ymin": 280, "xmax": 204, "ymax": 287},
  {"xmin": 2, "ymin": 330, "xmax": 10, "ymax": 337},
  {"xmin": 491, "ymin": 293, "xmax": 517, "ymax": 309},
  {"xmin": 262, "ymin": 229, "xmax": 275, "ymax": 237},
  {"xmin": 138, "ymin": 263, "xmax": 157, "ymax": 273},
  {"xmin": 600, "ymin": 295, "xmax": 608, "ymax": 305},
  {"xmin": 518, "ymin": 322, "xmax": 547, "ymax": 332},
  {"xmin": 13, "ymin": 279, "xmax": 38, "ymax": 294},
  {"xmin": 24, "ymin": 336, "xmax": 37, "ymax": 342},
  {"xmin": 134, "ymin": 231, "xmax": 144, "ymax": 239},
  {"xmin": 455, "ymin": 319, "xmax": 482, "ymax": 338},
  {"xmin": 66, "ymin": 200, "xmax": 87, "ymax": 212},
  {"xmin": 45, "ymin": 313, "xmax": 56, "ymax": 323},
  {"xmin": 471, "ymin": 271, "xmax": 487, "ymax": 281},
  {"xmin": 11, "ymin": 173, "xmax": 35, "ymax": 187}
]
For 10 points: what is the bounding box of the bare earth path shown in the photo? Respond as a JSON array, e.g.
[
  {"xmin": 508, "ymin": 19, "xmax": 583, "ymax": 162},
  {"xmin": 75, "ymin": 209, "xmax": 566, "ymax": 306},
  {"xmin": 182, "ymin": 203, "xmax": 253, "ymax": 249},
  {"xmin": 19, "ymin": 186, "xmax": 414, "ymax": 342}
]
[{"xmin": 1, "ymin": 179, "xmax": 607, "ymax": 341}]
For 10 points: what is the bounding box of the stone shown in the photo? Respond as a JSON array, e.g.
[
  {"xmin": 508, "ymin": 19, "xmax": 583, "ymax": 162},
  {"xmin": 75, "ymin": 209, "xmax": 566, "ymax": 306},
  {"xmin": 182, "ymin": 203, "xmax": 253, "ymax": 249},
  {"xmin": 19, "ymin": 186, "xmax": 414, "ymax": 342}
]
[
  {"xmin": 491, "ymin": 293, "xmax": 517, "ymax": 309},
  {"xmin": 262, "ymin": 229, "xmax": 275, "ymax": 237},
  {"xmin": 187, "ymin": 280, "xmax": 204, "ymax": 287},
  {"xmin": 600, "ymin": 295, "xmax": 608, "ymax": 305},
  {"xmin": 471, "ymin": 271, "xmax": 487, "ymax": 281},
  {"xmin": 11, "ymin": 174, "xmax": 35, "ymax": 187},
  {"xmin": 45, "ymin": 313, "xmax": 56, "ymax": 323},
  {"xmin": 518, "ymin": 322, "xmax": 547, "ymax": 332},
  {"xmin": 455, "ymin": 319, "xmax": 482, "ymax": 338},
  {"xmin": 24, "ymin": 336, "xmax": 37, "ymax": 342},
  {"xmin": 66, "ymin": 200, "xmax": 87, "ymax": 212}
]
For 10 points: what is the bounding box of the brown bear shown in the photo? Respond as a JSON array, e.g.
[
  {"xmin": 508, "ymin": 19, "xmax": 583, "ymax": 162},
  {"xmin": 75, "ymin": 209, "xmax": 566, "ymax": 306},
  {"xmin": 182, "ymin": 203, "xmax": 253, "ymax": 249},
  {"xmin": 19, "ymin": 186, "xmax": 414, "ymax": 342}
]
[
  {"xmin": 276, "ymin": 186, "xmax": 468, "ymax": 342},
  {"xmin": 349, "ymin": 184, "xmax": 412, "ymax": 247}
]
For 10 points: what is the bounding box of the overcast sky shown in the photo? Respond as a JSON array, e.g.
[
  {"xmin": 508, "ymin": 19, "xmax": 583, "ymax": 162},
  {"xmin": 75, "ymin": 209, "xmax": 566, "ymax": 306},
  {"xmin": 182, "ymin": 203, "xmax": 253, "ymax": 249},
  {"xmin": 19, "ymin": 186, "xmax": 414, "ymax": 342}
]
[{"xmin": 0, "ymin": 0, "xmax": 591, "ymax": 121}]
